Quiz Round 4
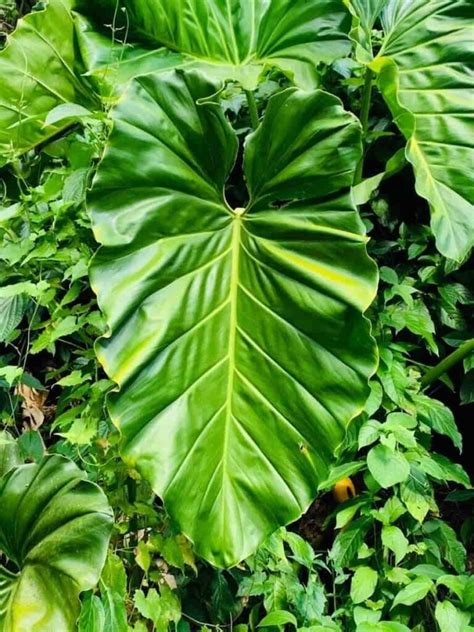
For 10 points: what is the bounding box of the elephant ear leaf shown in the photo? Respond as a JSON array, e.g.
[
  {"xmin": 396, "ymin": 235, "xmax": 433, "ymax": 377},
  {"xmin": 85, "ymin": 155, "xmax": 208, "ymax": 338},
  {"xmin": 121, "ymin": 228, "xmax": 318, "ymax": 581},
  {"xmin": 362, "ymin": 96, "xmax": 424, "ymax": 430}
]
[
  {"xmin": 344, "ymin": 0, "xmax": 388, "ymax": 62},
  {"xmin": 89, "ymin": 69, "xmax": 377, "ymax": 567},
  {"xmin": 0, "ymin": 0, "xmax": 98, "ymax": 162},
  {"xmin": 371, "ymin": 0, "xmax": 474, "ymax": 261},
  {"xmin": 74, "ymin": 0, "xmax": 351, "ymax": 89},
  {"xmin": 0, "ymin": 455, "xmax": 113, "ymax": 632}
]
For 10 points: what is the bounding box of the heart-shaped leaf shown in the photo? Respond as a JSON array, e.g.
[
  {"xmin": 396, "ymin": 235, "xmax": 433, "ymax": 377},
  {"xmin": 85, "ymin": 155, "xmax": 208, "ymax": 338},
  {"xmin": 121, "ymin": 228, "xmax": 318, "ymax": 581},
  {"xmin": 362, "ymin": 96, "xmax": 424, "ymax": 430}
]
[
  {"xmin": 75, "ymin": 0, "xmax": 351, "ymax": 89},
  {"xmin": 89, "ymin": 69, "xmax": 377, "ymax": 567},
  {"xmin": 0, "ymin": 455, "xmax": 113, "ymax": 632}
]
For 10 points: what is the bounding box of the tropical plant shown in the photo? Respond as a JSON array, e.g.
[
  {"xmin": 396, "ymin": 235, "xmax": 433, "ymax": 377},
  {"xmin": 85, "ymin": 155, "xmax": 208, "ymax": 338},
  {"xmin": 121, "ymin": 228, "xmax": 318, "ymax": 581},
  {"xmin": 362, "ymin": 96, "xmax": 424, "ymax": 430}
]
[{"xmin": 0, "ymin": 0, "xmax": 472, "ymax": 630}]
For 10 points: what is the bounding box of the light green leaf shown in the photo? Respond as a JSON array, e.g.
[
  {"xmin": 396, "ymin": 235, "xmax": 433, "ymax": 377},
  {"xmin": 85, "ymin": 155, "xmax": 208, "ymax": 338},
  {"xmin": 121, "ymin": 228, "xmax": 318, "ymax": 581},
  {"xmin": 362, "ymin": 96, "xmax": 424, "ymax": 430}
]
[
  {"xmin": 350, "ymin": 566, "xmax": 378, "ymax": 604},
  {"xmin": 89, "ymin": 70, "xmax": 377, "ymax": 567},
  {"xmin": 0, "ymin": 455, "xmax": 113, "ymax": 632},
  {"xmin": 367, "ymin": 445, "xmax": 410, "ymax": 488},
  {"xmin": 318, "ymin": 462, "xmax": 365, "ymax": 491},
  {"xmin": 381, "ymin": 526, "xmax": 408, "ymax": 564},
  {"xmin": 0, "ymin": 0, "xmax": 97, "ymax": 161},
  {"xmin": 99, "ymin": 552, "xmax": 129, "ymax": 632},
  {"xmin": 435, "ymin": 601, "xmax": 471, "ymax": 632},
  {"xmin": 356, "ymin": 623, "xmax": 410, "ymax": 632},
  {"xmin": 391, "ymin": 576, "xmax": 433, "ymax": 609},
  {"xmin": 76, "ymin": 0, "xmax": 351, "ymax": 90},
  {"xmin": 358, "ymin": 419, "xmax": 382, "ymax": 449},
  {"xmin": 370, "ymin": 0, "xmax": 474, "ymax": 260},
  {"xmin": 283, "ymin": 532, "xmax": 315, "ymax": 569},
  {"xmin": 44, "ymin": 102, "xmax": 93, "ymax": 126},
  {"xmin": 353, "ymin": 607, "xmax": 382, "ymax": 625},
  {"xmin": 352, "ymin": 148, "xmax": 406, "ymax": 205},
  {"xmin": 258, "ymin": 611, "xmax": 297, "ymax": 628},
  {"xmin": 78, "ymin": 593, "xmax": 105, "ymax": 632},
  {"xmin": 400, "ymin": 466, "xmax": 432, "ymax": 522}
]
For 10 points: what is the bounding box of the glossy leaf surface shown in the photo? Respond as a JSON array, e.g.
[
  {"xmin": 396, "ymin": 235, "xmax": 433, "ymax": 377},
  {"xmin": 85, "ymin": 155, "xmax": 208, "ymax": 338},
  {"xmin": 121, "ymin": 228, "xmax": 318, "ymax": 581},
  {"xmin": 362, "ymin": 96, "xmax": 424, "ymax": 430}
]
[
  {"xmin": 371, "ymin": 0, "xmax": 474, "ymax": 260},
  {"xmin": 75, "ymin": 0, "xmax": 351, "ymax": 89},
  {"xmin": 89, "ymin": 69, "xmax": 377, "ymax": 567},
  {"xmin": 0, "ymin": 455, "xmax": 113, "ymax": 631},
  {"xmin": 0, "ymin": 0, "xmax": 97, "ymax": 162}
]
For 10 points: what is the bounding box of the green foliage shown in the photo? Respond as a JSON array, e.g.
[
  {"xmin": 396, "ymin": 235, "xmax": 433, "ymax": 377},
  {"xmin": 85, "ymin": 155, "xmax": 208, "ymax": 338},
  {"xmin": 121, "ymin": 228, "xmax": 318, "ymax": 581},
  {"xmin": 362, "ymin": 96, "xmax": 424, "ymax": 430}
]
[
  {"xmin": 0, "ymin": 455, "xmax": 113, "ymax": 631},
  {"xmin": 0, "ymin": 1, "xmax": 473, "ymax": 631}
]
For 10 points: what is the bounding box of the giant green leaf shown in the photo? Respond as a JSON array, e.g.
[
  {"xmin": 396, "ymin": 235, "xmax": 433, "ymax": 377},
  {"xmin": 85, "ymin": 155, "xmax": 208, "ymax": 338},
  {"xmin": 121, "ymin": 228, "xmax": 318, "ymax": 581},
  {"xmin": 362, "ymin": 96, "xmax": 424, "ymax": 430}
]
[
  {"xmin": 89, "ymin": 69, "xmax": 378, "ymax": 567},
  {"xmin": 75, "ymin": 0, "xmax": 351, "ymax": 89},
  {"xmin": 369, "ymin": 0, "xmax": 474, "ymax": 261},
  {"xmin": 0, "ymin": 0, "xmax": 98, "ymax": 162},
  {"xmin": 0, "ymin": 455, "xmax": 113, "ymax": 631}
]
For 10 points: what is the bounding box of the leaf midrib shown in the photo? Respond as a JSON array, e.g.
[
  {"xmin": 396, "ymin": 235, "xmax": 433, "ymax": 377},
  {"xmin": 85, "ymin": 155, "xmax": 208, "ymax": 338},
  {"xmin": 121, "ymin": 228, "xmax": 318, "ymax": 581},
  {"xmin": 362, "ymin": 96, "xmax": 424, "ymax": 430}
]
[{"xmin": 220, "ymin": 215, "xmax": 242, "ymax": 526}]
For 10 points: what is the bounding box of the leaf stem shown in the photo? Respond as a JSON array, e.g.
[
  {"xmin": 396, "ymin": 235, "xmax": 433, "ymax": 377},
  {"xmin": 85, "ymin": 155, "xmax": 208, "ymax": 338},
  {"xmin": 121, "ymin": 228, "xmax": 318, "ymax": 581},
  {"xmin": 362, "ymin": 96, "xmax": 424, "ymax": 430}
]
[
  {"xmin": 354, "ymin": 67, "xmax": 374, "ymax": 185},
  {"xmin": 421, "ymin": 338, "xmax": 474, "ymax": 388},
  {"xmin": 245, "ymin": 89, "xmax": 259, "ymax": 130}
]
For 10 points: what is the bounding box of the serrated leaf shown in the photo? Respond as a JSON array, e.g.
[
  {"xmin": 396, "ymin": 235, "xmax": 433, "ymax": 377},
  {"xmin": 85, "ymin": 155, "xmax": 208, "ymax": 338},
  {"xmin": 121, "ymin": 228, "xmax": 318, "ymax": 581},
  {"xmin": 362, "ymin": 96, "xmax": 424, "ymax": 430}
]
[{"xmin": 89, "ymin": 70, "xmax": 377, "ymax": 567}]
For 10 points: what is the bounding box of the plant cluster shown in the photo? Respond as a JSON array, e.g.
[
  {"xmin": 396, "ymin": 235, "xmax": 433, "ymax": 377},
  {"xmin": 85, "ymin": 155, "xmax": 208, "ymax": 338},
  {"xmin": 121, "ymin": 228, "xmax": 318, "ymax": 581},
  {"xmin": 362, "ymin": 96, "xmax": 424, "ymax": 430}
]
[{"xmin": 0, "ymin": 1, "xmax": 473, "ymax": 631}]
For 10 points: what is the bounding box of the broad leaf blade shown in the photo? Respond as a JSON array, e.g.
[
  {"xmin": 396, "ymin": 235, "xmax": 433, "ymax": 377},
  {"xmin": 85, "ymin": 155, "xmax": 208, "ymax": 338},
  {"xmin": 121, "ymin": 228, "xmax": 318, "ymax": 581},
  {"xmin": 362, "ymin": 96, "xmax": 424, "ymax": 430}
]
[
  {"xmin": 89, "ymin": 70, "xmax": 377, "ymax": 567},
  {"xmin": 75, "ymin": 0, "xmax": 351, "ymax": 89},
  {"xmin": 0, "ymin": 455, "xmax": 113, "ymax": 632},
  {"xmin": 0, "ymin": 0, "xmax": 98, "ymax": 162},
  {"xmin": 372, "ymin": 0, "xmax": 474, "ymax": 260}
]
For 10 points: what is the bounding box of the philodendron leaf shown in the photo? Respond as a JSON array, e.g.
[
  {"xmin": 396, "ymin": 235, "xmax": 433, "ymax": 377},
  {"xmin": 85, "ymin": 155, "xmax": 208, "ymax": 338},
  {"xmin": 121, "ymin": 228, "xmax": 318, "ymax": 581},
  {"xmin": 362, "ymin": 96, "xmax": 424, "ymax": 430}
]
[
  {"xmin": 75, "ymin": 0, "xmax": 351, "ymax": 89},
  {"xmin": 0, "ymin": 0, "xmax": 98, "ymax": 162},
  {"xmin": 89, "ymin": 69, "xmax": 378, "ymax": 567},
  {"xmin": 0, "ymin": 455, "xmax": 113, "ymax": 632},
  {"xmin": 344, "ymin": 0, "xmax": 389, "ymax": 62},
  {"xmin": 370, "ymin": 0, "xmax": 474, "ymax": 261}
]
